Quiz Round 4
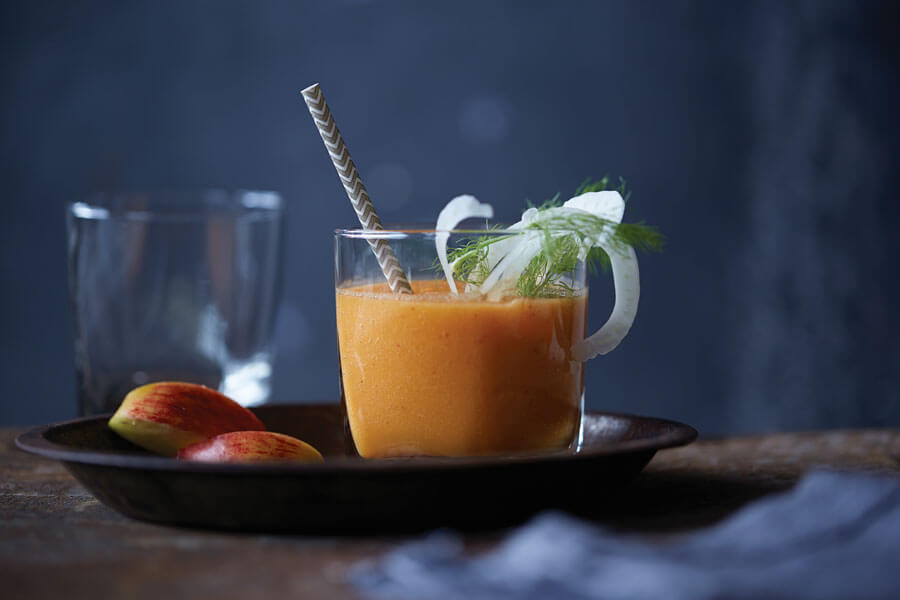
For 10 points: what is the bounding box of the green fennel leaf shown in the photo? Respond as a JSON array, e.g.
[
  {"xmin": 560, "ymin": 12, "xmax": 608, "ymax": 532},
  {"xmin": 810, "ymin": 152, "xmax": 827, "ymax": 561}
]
[{"xmin": 435, "ymin": 178, "xmax": 663, "ymax": 297}]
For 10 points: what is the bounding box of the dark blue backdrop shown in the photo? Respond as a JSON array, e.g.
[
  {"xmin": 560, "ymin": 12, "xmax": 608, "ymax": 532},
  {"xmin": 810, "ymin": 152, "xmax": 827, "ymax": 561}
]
[{"xmin": 2, "ymin": 0, "xmax": 898, "ymax": 433}]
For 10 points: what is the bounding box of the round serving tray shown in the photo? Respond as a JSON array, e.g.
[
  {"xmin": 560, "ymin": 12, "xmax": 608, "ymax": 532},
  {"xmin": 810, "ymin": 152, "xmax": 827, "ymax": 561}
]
[{"xmin": 16, "ymin": 404, "xmax": 696, "ymax": 533}]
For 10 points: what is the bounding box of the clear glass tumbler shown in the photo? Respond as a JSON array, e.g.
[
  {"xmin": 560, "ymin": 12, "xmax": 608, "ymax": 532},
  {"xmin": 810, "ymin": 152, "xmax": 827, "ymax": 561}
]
[
  {"xmin": 335, "ymin": 228, "xmax": 588, "ymax": 458},
  {"xmin": 68, "ymin": 190, "xmax": 283, "ymax": 415}
]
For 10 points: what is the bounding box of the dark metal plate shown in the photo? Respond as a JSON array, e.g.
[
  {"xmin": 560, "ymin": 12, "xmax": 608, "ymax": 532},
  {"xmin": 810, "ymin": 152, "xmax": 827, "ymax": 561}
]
[{"xmin": 16, "ymin": 404, "xmax": 696, "ymax": 533}]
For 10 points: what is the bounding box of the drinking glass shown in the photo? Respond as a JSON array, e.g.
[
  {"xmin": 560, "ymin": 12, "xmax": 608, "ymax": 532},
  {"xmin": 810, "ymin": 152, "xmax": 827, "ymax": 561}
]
[
  {"xmin": 68, "ymin": 190, "xmax": 283, "ymax": 415},
  {"xmin": 335, "ymin": 228, "xmax": 588, "ymax": 458}
]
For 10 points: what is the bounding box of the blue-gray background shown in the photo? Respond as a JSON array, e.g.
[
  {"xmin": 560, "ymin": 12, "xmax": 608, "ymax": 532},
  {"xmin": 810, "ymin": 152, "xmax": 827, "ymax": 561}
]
[{"xmin": 2, "ymin": 0, "xmax": 898, "ymax": 433}]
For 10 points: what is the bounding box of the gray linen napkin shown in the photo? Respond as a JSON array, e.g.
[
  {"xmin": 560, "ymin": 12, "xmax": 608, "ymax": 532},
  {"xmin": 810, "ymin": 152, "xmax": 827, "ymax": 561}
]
[{"xmin": 351, "ymin": 471, "xmax": 900, "ymax": 599}]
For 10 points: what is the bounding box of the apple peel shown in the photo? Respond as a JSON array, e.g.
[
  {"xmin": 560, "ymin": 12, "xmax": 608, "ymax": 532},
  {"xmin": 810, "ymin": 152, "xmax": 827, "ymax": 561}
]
[{"xmin": 177, "ymin": 431, "xmax": 324, "ymax": 463}]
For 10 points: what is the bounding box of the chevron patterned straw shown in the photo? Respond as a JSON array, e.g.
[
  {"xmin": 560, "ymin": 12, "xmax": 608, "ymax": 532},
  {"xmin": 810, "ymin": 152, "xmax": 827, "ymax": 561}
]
[{"xmin": 301, "ymin": 83, "xmax": 413, "ymax": 295}]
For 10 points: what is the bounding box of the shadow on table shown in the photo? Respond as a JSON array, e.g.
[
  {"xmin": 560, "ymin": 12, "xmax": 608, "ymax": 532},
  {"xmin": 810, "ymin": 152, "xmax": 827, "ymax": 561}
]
[{"xmin": 563, "ymin": 470, "xmax": 793, "ymax": 534}]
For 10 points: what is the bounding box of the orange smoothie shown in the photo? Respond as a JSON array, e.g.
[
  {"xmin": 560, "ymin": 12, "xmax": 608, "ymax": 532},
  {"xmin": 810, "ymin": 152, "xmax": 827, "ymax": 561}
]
[{"xmin": 336, "ymin": 279, "xmax": 587, "ymax": 458}]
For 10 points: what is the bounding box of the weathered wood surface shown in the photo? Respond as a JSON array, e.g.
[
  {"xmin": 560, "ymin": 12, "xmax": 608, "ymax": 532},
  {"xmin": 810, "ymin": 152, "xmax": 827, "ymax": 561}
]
[{"xmin": 2, "ymin": 428, "xmax": 898, "ymax": 600}]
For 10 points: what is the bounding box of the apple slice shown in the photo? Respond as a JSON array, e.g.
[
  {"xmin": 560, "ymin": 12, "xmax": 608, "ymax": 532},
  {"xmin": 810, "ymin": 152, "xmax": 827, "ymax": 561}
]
[
  {"xmin": 177, "ymin": 431, "xmax": 323, "ymax": 463},
  {"xmin": 108, "ymin": 382, "xmax": 265, "ymax": 457}
]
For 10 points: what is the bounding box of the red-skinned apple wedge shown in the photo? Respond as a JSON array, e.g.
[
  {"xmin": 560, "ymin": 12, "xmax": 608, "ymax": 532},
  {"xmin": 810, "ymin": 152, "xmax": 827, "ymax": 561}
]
[
  {"xmin": 177, "ymin": 431, "xmax": 324, "ymax": 463},
  {"xmin": 108, "ymin": 382, "xmax": 265, "ymax": 457}
]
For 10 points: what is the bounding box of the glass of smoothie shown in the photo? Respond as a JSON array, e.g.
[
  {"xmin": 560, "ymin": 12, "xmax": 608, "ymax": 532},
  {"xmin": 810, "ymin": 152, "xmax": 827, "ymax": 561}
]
[
  {"xmin": 336, "ymin": 188, "xmax": 652, "ymax": 459},
  {"xmin": 336, "ymin": 227, "xmax": 590, "ymax": 458}
]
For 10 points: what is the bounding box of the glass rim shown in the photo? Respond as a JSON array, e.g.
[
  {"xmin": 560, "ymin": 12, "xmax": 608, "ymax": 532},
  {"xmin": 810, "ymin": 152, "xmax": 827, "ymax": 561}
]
[
  {"xmin": 69, "ymin": 189, "xmax": 283, "ymax": 222},
  {"xmin": 335, "ymin": 226, "xmax": 567, "ymax": 239}
]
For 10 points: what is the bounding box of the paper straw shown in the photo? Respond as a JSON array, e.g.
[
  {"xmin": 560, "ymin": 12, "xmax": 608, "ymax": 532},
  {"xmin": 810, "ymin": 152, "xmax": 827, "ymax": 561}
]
[{"xmin": 301, "ymin": 83, "xmax": 413, "ymax": 295}]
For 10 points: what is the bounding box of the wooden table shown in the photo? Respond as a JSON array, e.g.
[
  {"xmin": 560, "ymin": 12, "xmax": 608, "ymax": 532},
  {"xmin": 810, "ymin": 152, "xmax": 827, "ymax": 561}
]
[{"xmin": 2, "ymin": 427, "xmax": 898, "ymax": 599}]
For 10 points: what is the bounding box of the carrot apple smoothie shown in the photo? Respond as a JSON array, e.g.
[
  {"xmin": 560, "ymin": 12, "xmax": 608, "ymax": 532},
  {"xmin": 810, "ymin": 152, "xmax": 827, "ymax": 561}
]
[
  {"xmin": 337, "ymin": 280, "xmax": 587, "ymax": 458},
  {"xmin": 333, "ymin": 178, "xmax": 662, "ymax": 459}
]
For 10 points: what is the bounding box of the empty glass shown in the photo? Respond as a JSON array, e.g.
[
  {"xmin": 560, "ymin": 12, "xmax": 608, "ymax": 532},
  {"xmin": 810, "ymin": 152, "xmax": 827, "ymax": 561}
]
[{"xmin": 68, "ymin": 190, "xmax": 283, "ymax": 415}]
